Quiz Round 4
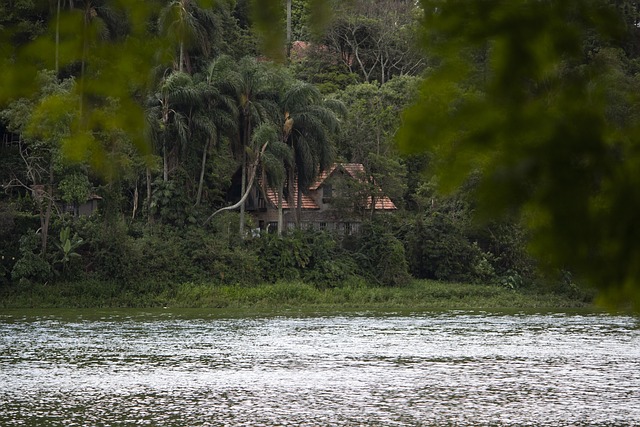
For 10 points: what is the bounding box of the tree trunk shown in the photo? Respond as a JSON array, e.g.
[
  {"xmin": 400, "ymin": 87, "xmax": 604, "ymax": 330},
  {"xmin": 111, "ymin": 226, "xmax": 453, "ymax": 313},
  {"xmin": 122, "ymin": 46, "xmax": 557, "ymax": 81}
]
[
  {"xmin": 146, "ymin": 166, "xmax": 152, "ymax": 220},
  {"xmin": 203, "ymin": 142, "xmax": 269, "ymax": 225},
  {"xmin": 41, "ymin": 166, "xmax": 55, "ymax": 255},
  {"xmin": 277, "ymin": 181, "xmax": 284, "ymax": 236},
  {"xmin": 195, "ymin": 137, "xmax": 210, "ymax": 206},
  {"xmin": 370, "ymin": 180, "xmax": 376, "ymax": 221},
  {"xmin": 296, "ymin": 185, "xmax": 302, "ymax": 228},
  {"xmin": 239, "ymin": 114, "xmax": 252, "ymax": 235},
  {"xmin": 78, "ymin": 2, "xmax": 94, "ymax": 117},
  {"xmin": 162, "ymin": 137, "xmax": 169, "ymax": 182},
  {"xmin": 286, "ymin": 0, "xmax": 292, "ymax": 58},
  {"xmin": 286, "ymin": 168, "xmax": 295, "ymax": 222},
  {"xmin": 239, "ymin": 150, "xmax": 246, "ymax": 234},
  {"xmin": 132, "ymin": 181, "xmax": 138, "ymax": 220},
  {"xmin": 55, "ymin": 0, "xmax": 61, "ymax": 73}
]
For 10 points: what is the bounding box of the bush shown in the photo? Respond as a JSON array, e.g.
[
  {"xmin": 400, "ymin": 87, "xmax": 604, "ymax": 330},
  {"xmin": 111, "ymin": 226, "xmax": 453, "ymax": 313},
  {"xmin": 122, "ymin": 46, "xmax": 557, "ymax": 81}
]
[
  {"xmin": 256, "ymin": 231, "xmax": 311, "ymax": 282},
  {"xmin": 350, "ymin": 221, "xmax": 411, "ymax": 286},
  {"xmin": 303, "ymin": 232, "xmax": 359, "ymax": 287},
  {"xmin": 76, "ymin": 217, "xmax": 138, "ymax": 284},
  {"xmin": 404, "ymin": 213, "xmax": 482, "ymax": 283},
  {"xmin": 11, "ymin": 231, "xmax": 52, "ymax": 284},
  {"xmin": 254, "ymin": 230, "xmax": 359, "ymax": 287}
]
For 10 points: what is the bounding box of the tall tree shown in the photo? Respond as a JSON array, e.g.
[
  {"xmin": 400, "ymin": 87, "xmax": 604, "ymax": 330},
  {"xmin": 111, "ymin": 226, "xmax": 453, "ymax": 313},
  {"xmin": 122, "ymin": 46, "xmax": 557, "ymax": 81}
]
[
  {"xmin": 225, "ymin": 57, "xmax": 280, "ymax": 234},
  {"xmin": 158, "ymin": 0, "xmax": 220, "ymax": 73},
  {"xmin": 194, "ymin": 56, "xmax": 238, "ymax": 206},
  {"xmin": 280, "ymin": 82, "xmax": 343, "ymax": 225},
  {"xmin": 147, "ymin": 70, "xmax": 204, "ymax": 183},
  {"xmin": 1, "ymin": 71, "xmax": 77, "ymax": 254},
  {"xmin": 323, "ymin": 0, "xmax": 424, "ymax": 84}
]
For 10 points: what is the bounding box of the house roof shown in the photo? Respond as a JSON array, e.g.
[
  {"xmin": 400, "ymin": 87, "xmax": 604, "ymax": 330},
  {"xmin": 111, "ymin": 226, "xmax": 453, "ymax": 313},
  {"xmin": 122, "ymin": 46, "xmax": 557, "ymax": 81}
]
[
  {"xmin": 264, "ymin": 181, "xmax": 319, "ymax": 210},
  {"xmin": 311, "ymin": 163, "xmax": 397, "ymax": 211},
  {"xmin": 310, "ymin": 163, "xmax": 367, "ymax": 190},
  {"xmin": 260, "ymin": 162, "xmax": 397, "ymax": 211}
]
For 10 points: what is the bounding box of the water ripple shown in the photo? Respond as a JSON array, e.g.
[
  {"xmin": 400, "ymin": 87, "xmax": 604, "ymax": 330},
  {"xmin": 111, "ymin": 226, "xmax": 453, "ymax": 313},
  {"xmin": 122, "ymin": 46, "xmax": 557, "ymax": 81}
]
[{"xmin": 0, "ymin": 311, "xmax": 638, "ymax": 426}]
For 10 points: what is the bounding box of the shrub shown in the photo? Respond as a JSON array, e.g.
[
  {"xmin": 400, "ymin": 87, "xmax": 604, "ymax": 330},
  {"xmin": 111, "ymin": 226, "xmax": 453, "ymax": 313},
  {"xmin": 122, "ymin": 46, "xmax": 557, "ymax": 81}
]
[
  {"xmin": 11, "ymin": 231, "xmax": 52, "ymax": 284},
  {"xmin": 76, "ymin": 217, "xmax": 138, "ymax": 284},
  {"xmin": 404, "ymin": 213, "xmax": 481, "ymax": 283},
  {"xmin": 256, "ymin": 231, "xmax": 310, "ymax": 282},
  {"xmin": 351, "ymin": 221, "xmax": 411, "ymax": 286},
  {"xmin": 302, "ymin": 231, "xmax": 358, "ymax": 287}
]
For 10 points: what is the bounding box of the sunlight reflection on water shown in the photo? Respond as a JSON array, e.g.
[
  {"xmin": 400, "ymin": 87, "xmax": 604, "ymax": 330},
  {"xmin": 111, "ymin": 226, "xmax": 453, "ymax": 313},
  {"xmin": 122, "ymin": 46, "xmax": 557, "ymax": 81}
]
[{"xmin": 0, "ymin": 311, "xmax": 639, "ymax": 426}]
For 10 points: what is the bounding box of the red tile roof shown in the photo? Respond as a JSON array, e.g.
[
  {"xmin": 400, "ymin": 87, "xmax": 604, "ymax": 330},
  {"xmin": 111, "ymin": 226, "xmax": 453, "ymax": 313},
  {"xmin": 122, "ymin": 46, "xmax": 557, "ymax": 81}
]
[
  {"xmin": 311, "ymin": 163, "xmax": 375, "ymax": 189},
  {"xmin": 368, "ymin": 194, "xmax": 396, "ymax": 210},
  {"xmin": 259, "ymin": 163, "xmax": 397, "ymax": 211},
  {"xmin": 262, "ymin": 180, "xmax": 319, "ymax": 210},
  {"xmin": 311, "ymin": 163, "xmax": 397, "ymax": 210}
]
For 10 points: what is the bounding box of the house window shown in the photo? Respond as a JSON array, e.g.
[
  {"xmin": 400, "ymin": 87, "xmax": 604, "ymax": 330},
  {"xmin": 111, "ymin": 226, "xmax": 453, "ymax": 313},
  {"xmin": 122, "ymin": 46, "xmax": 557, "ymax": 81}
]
[
  {"xmin": 257, "ymin": 192, "xmax": 266, "ymax": 210},
  {"xmin": 344, "ymin": 222, "xmax": 352, "ymax": 235},
  {"xmin": 322, "ymin": 184, "xmax": 333, "ymax": 203},
  {"xmin": 319, "ymin": 222, "xmax": 327, "ymax": 231},
  {"xmin": 267, "ymin": 222, "xmax": 278, "ymax": 233}
]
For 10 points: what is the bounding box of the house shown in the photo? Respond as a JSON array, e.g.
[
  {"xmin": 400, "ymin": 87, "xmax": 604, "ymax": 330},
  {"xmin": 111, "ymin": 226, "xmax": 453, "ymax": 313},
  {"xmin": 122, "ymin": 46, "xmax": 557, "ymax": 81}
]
[
  {"xmin": 31, "ymin": 185, "xmax": 101, "ymax": 217},
  {"xmin": 59, "ymin": 194, "xmax": 102, "ymax": 217},
  {"xmin": 247, "ymin": 163, "xmax": 396, "ymax": 233}
]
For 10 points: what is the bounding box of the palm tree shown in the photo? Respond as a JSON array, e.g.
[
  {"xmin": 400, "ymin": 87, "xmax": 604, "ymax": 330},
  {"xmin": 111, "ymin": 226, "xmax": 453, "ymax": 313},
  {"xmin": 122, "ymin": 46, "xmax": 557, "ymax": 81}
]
[
  {"xmin": 193, "ymin": 56, "xmax": 238, "ymax": 206},
  {"xmin": 158, "ymin": 0, "xmax": 219, "ymax": 73},
  {"xmin": 281, "ymin": 82, "xmax": 345, "ymax": 226},
  {"xmin": 202, "ymin": 122, "xmax": 278, "ymax": 225},
  {"xmin": 147, "ymin": 70, "xmax": 204, "ymax": 182},
  {"xmin": 261, "ymin": 137, "xmax": 294, "ymax": 236},
  {"xmin": 225, "ymin": 57, "xmax": 280, "ymax": 234}
]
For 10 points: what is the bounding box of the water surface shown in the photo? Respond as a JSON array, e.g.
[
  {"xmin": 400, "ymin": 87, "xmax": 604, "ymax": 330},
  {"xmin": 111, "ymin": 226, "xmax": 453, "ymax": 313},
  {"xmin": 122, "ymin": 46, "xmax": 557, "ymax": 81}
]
[{"xmin": 1, "ymin": 310, "xmax": 638, "ymax": 426}]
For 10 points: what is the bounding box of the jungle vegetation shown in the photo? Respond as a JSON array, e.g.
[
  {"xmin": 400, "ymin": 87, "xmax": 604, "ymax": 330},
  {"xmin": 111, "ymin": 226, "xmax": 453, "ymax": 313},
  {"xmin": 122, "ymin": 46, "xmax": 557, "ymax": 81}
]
[{"xmin": 1, "ymin": 0, "xmax": 638, "ymax": 309}]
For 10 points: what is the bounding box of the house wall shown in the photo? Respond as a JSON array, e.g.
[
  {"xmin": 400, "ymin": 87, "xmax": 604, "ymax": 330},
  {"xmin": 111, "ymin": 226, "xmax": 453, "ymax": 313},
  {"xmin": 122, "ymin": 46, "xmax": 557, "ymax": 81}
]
[
  {"xmin": 78, "ymin": 200, "xmax": 98, "ymax": 216},
  {"xmin": 58, "ymin": 199, "xmax": 99, "ymax": 217},
  {"xmin": 252, "ymin": 207, "xmax": 365, "ymax": 235},
  {"xmin": 248, "ymin": 164, "xmax": 394, "ymax": 233},
  {"xmin": 308, "ymin": 187, "xmax": 332, "ymax": 211}
]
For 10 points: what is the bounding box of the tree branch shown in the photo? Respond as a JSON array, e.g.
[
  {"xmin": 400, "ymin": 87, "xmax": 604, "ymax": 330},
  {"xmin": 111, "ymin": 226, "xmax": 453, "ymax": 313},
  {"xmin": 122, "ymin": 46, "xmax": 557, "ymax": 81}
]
[{"xmin": 203, "ymin": 141, "xmax": 269, "ymax": 225}]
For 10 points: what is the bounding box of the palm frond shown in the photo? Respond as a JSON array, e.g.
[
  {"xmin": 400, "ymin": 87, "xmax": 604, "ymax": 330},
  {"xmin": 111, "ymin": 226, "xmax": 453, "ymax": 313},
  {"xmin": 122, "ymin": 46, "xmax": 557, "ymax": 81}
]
[
  {"xmin": 267, "ymin": 140, "xmax": 294, "ymax": 167},
  {"xmin": 251, "ymin": 122, "xmax": 278, "ymax": 151}
]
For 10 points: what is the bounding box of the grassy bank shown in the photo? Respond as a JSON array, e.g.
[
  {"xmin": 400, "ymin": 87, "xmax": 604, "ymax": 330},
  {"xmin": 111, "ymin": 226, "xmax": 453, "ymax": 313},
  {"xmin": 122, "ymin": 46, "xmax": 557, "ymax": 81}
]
[{"xmin": 0, "ymin": 279, "xmax": 594, "ymax": 311}]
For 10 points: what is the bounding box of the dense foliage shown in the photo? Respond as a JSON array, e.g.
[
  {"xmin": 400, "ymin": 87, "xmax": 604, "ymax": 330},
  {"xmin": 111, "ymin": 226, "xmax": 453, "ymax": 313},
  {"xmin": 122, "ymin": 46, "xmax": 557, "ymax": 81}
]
[
  {"xmin": 399, "ymin": 0, "xmax": 640, "ymax": 309},
  {"xmin": 2, "ymin": 0, "xmax": 633, "ymax": 308}
]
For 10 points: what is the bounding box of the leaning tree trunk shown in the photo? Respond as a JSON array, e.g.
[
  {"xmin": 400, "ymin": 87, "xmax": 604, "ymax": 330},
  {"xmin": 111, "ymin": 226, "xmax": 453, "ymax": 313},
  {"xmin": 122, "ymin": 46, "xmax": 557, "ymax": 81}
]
[{"xmin": 203, "ymin": 142, "xmax": 269, "ymax": 225}]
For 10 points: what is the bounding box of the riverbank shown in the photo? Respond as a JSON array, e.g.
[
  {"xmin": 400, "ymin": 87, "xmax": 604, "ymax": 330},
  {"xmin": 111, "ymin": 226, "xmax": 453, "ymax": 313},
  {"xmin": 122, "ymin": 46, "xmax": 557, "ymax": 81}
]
[{"xmin": 0, "ymin": 279, "xmax": 595, "ymax": 310}]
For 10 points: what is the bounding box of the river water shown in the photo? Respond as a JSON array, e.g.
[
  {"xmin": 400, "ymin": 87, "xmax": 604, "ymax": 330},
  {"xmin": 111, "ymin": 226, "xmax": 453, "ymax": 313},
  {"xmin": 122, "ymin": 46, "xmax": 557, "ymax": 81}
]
[{"xmin": 0, "ymin": 309, "xmax": 638, "ymax": 426}]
